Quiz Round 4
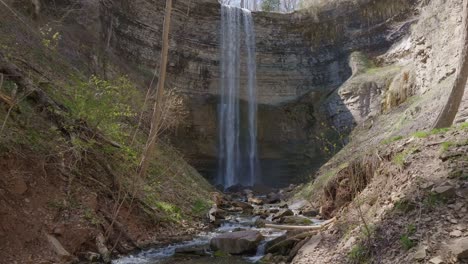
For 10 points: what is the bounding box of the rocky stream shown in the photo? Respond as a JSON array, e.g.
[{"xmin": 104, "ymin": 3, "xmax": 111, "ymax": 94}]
[{"xmin": 113, "ymin": 186, "xmax": 326, "ymax": 264}]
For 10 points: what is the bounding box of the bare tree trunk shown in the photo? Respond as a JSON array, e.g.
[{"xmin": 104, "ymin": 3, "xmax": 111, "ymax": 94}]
[
  {"xmin": 138, "ymin": 0, "xmax": 172, "ymax": 179},
  {"xmin": 433, "ymin": 0, "xmax": 468, "ymax": 128}
]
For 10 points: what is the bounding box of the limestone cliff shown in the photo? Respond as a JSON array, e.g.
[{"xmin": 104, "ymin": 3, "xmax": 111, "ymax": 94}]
[{"xmin": 100, "ymin": 0, "xmax": 419, "ymax": 185}]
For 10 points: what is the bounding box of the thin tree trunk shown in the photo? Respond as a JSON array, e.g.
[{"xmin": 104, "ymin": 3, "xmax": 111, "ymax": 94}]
[
  {"xmin": 138, "ymin": 0, "xmax": 172, "ymax": 179},
  {"xmin": 433, "ymin": 0, "xmax": 468, "ymax": 128}
]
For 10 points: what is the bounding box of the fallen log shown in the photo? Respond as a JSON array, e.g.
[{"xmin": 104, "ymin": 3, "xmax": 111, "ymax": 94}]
[{"xmin": 265, "ymin": 217, "xmax": 335, "ymax": 231}]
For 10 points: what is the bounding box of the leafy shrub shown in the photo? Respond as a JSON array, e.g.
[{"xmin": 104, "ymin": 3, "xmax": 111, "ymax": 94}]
[
  {"xmin": 349, "ymin": 244, "xmax": 371, "ymax": 264},
  {"xmin": 192, "ymin": 199, "xmax": 211, "ymax": 215},
  {"xmin": 66, "ymin": 75, "xmax": 142, "ymax": 143},
  {"xmin": 400, "ymin": 224, "xmax": 416, "ymax": 250}
]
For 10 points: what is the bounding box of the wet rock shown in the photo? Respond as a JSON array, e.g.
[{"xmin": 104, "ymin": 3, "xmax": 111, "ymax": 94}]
[
  {"xmin": 255, "ymin": 218, "xmax": 267, "ymax": 228},
  {"xmin": 209, "ymin": 205, "xmax": 226, "ymax": 221},
  {"xmin": 244, "ymin": 189, "xmax": 254, "ymax": 199},
  {"xmin": 210, "ymin": 230, "xmax": 263, "ymax": 254},
  {"xmin": 82, "ymin": 252, "xmax": 100, "ymax": 262},
  {"xmin": 269, "ymin": 208, "xmax": 280, "ymax": 214},
  {"xmin": 266, "ymin": 234, "xmax": 295, "ymax": 255},
  {"xmin": 281, "ymin": 216, "xmax": 313, "ymax": 225},
  {"xmin": 272, "ymin": 209, "xmax": 294, "ymax": 221},
  {"xmin": 262, "ymin": 253, "xmax": 273, "ymax": 262},
  {"xmin": 253, "ymin": 208, "xmax": 269, "ymax": 219},
  {"xmin": 175, "ymin": 244, "xmax": 210, "ymax": 257},
  {"xmin": 212, "ymin": 192, "xmax": 229, "ymax": 208},
  {"xmin": 301, "ymin": 209, "xmax": 319, "ymax": 217},
  {"xmin": 248, "ymin": 197, "xmax": 265, "ymax": 205},
  {"xmin": 447, "ymin": 237, "xmax": 468, "ymax": 260},
  {"xmin": 231, "ymin": 201, "xmax": 254, "ymax": 212},
  {"xmin": 225, "ymin": 206, "xmax": 243, "ymax": 213},
  {"xmin": 266, "ymin": 192, "xmax": 282, "ymax": 204}
]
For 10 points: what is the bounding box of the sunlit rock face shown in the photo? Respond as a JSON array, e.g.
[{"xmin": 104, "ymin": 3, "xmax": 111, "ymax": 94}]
[{"xmin": 101, "ymin": 0, "xmax": 417, "ymax": 186}]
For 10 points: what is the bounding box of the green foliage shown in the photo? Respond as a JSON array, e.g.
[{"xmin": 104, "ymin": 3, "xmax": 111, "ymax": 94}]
[
  {"xmin": 392, "ymin": 152, "xmax": 406, "ymax": 167},
  {"xmin": 381, "ymin": 135, "xmax": 403, "ymax": 145},
  {"xmin": 440, "ymin": 141, "xmax": 455, "ymax": 153},
  {"xmin": 460, "ymin": 122, "xmax": 468, "ymax": 129},
  {"xmin": 392, "ymin": 148, "xmax": 416, "ymax": 168},
  {"xmin": 155, "ymin": 201, "xmax": 182, "ymax": 222},
  {"xmin": 412, "ymin": 131, "xmax": 430, "ymax": 138},
  {"xmin": 214, "ymin": 250, "xmax": 229, "ymax": 257},
  {"xmin": 394, "ymin": 199, "xmax": 415, "ymax": 213},
  {"xmin": 315, "ymin": 122, "xmax": 347, "ymax": 158},
  {"xmin": 40, "ymin": 24, "xmax": 61, "ymax": 50},
  {"xmin": 262, "ymin": 0, "xmax": 281, "ymax": 11},
  {"xmin": 348, "ymin": 244, "xmax": 371, "ymax": 264},
  {"xmin": 412, "ymin": 127, "xmax": 450, "ymax": 138},
  {"xmin": 192, "ymin": 199, "xmax": 211, "ymax": 216},
  {"xmin": 399, "ymin": 224, "xmax": 416, "ymax": 250},
  {"xmin": 423, "ymin": 192, "xmax": 446, "ymax": 208},
  {"xmin": 66, "ymin": 75, "xmax": 142, "ymax": 143},
  {"xmin": 83, "ymin": 208, "xmax": 101, "ymax": 226}
]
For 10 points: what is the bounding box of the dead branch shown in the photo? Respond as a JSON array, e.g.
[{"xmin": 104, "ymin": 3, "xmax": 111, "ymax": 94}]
[{"xmin": 265, "ymin": 217, "xmax": 336, "ymax": 231}]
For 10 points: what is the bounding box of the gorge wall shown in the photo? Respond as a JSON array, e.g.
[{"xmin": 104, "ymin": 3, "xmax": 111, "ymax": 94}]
[{"xmin": 101, "ymin": 0, "xmax": 420, "ymax": 185}]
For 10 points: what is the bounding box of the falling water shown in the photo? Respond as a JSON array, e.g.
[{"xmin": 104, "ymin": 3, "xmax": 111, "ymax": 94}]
[{"xmin": 218, "ymin": 5, "xmax": 259, "ymax": 188}]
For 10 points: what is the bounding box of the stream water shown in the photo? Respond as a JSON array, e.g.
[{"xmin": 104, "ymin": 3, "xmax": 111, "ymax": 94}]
[
  {"xmin": 112, "ymin": 214, "xmax": 286, "ymax": 264},
  {"xmin": 112, "ymin": 196, "xmax": 325, "ymax": 264}
]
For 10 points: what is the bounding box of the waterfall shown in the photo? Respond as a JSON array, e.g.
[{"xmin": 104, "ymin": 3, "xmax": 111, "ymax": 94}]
[{"xmin": 218, "ymin": 5, "xmax": 259, "ymax": 188}]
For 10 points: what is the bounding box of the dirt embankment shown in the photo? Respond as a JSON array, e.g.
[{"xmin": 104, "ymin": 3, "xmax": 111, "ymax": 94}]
[
  {"xmin": 292, "ymin": 125, "xmax": 468, "ymax": 264},
  {"xmin": 0, "ymin": 2, "xmax": 213, "ymax": 264}
]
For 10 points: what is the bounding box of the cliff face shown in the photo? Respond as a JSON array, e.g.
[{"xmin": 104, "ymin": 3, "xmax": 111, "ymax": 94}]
[{"xmin": 100, "ymin": 0, "xmax": 419, "ymax": 185}]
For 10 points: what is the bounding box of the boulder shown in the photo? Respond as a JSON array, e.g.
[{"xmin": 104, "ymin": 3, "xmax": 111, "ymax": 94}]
[
  {"xmin": 210, "ymin": 230, "xmax": 263, "ymax": 254},
  {"xmin": 175, "ymin": 245, "xmax": 210, "ymax": 257},
  {"xmin": 272, "ymin": 209, "xmax": 294, "ymax": 221}
]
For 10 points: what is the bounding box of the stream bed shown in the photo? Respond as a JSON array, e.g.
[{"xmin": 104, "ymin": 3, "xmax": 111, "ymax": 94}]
[{"xmin": 112, "ymin": 215, "xmax": 286, "ymax": 264}]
